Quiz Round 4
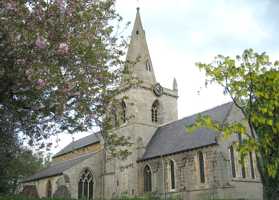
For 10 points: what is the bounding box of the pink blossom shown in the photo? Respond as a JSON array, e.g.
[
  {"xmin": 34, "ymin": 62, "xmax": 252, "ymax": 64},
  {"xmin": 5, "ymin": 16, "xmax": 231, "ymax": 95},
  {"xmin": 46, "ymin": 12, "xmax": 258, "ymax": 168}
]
[
  {"xmin": 6, "ymin": 1, "xmax": 17, "ymax": 11},
  {"xmin": 56, "ymin": 0, "xmax": 65, "ymax": 11},
  {"xmin": 35, "ymin": 36, "xmax": 47, "ymax": 49},
  {"xmin": 35, "ymin": 5, "xmax": 44, "ymax": 21},
  {"xmin": 63, "ymin": 83, "xmax": 71, "ymax": 92},
  {"xmin": 57, "ymin": 42, "xmax": 69, "ymax": 55},
  {"xmin": 36, "ymin": 79, "xmax": 46, "ymax": 89}
]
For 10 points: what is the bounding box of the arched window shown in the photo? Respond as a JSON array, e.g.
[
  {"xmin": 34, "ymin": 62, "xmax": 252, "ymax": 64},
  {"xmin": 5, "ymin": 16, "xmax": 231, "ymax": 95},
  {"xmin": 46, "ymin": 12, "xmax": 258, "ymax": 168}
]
[
  {"xmin": 121, "ymin": 100, "xmax": 127, "ymax": 123},
  {"xmin": 151, "ymin": 100, "xmax": 159, "ymax": 123},
  {"xmin": 229, "ymin": 146, "xmax": 236, "ymax": 178},
  {"xmin": 170, "ymin": 160, "xmax": 176, "ymax": 190},
  {"xmin": 198, "ymin": 151, "xmax": 205, "ymax": 183},
  {"xmin": 241, "ymin": 158, "xmax": 246, "ymax": 178},
  {"xmin": 46, "ymin": 180, "xmax": 52, "ymax": 198},
  {"xmin": 144, "ymin": 165, "xmax": 152, "ymax": 192},
  {"xmin": 78, "ymin": 168, "xmax": 94, "ymax": 200},
  {"xmin": 111, "ymin": 107, "xmax": 118, "ymax": 127},
  {"xmin": 146, "ymin": 60, "xmax": 151, "ymax": 71},
  {"xmin": 249, "ymin": 152, "xmax": 255, "ymax": 179}
]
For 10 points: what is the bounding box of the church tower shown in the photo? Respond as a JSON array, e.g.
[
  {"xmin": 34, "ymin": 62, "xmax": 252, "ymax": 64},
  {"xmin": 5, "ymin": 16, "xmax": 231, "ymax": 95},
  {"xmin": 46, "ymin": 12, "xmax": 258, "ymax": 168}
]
[{"xmin": 104, "ymin": 8, "xmax": 178, "ymax": 198}]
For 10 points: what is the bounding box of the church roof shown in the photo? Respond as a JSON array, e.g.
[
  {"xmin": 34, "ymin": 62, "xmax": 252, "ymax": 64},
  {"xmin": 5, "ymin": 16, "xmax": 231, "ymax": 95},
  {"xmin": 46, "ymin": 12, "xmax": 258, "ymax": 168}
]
[
  {"xmin": 22, "ymin": 152, "xmax": 96, "ymax": 183},
  {"xmin": 141, "ymin": 102, "xmax": 234, "ymax": 161},
  {"xmin": 53, "ymin": 132, "xmax": 101, "ymax": 158}
]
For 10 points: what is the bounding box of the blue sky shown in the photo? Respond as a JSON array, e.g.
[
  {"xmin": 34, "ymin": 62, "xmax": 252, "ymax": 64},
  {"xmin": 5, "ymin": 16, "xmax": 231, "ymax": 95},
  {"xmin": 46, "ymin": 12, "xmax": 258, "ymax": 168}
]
[
  {"xmin": 116, "ymin": 0, "xmax": 279, "ymax": 116},
  {"xmin": 50, "ymin": 0, "xmax": 279, "ymax": 154}
]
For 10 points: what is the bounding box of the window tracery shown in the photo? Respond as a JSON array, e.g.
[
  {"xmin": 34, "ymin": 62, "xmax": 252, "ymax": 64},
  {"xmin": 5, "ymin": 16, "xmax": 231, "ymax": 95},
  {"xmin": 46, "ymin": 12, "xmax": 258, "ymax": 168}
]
[
  {"xmin": 151, "ymin": 100, "xmax": 159, "ymax": 123},
  {"xmin": 78, "ymin": 168, "xmax": 94, "ymax": 200},
  {"xmin": 144, "ymin": 165, "xmax": 152, "ymax": 192}
]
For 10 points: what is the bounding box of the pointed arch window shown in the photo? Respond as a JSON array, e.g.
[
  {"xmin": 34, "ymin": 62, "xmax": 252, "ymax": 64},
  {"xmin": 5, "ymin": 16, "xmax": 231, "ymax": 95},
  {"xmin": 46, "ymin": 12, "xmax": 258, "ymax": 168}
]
[
  {"xmin": 170, "ymin": 160, "xmax": 176, "ymax": 190},
  {"xmin": 111, "ymin": 106, "xmax": 118, "ymax": 127},
  {"xmin": 121, "ymin": 100, "xmax": 127, "ymax": 123},
  {"xmin": 229, "ymin": 146, "xmax": 236, "ymax": 178},
  {"xmin": 146, "ymin": 60, "xmax": 151, "ymax": 71},
  {"xmin": 198, "ymin": 151, "xmax": 205, "ymax": 183},
  {"xmin": 78, "ymin": 168, "xmax": 94, "ymax": 200},
  {"xmin": 151, "ymin": 100, "xmax": 159, "ymax": 123},
  {"xmin": 144, "ymin": 165, "xmax": 152, "ymax": 192},
  {"xmin": 249, "ymin": 152, "xmax": 255, "ymax": 179},
  {"xmin": 46, "ymin": 180, "xmax": 52, "ymax": 198}
]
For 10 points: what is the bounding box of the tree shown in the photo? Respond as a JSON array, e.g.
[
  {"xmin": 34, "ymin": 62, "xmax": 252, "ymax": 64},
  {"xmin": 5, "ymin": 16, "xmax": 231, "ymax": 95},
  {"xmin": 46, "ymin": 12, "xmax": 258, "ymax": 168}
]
[
  {"xmin": 0, "ymin": 0, "xmax": 132, "ymax": 194},
  {"xmin": 189, "ymin": 49, "xmax": 279, "ymax": 199},
  {"xmin": 0, "ymin": 0, "xmax": 127, "ymax": 147},
  {"xmin": 0, "ymin": 141, "xmax": 47, "ymax": 195}
]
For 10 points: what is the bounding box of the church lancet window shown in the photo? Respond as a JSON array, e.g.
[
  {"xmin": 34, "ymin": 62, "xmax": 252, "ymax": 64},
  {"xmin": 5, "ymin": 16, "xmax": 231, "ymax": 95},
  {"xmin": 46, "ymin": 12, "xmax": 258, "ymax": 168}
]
[
  {"xmin": 198, "ymin": 151, "xmax": 205, "ymax": 183},
  {"xmin": 78, "ymin": 169, "xmax": 94, "ymax": 200},
  {"xmin": 170, "ymin": 160, "xmax": 176, "ymax": 190},
  {"xmin": 249, "ymin": 152, "xmax": 255, "ymax": 179},
  {"xmin": 46, "ymin": 180, "xmax": 52, "ymax": 198},
  {"xmin": 146, "ymin": 60, "xmax": 151, "ymax": 71},
  {"xmin": 151, "ymin": 100, "xmax": 159, "ymax": 123},
  {"xmin": 144, "ymin": 165, "xmax": 152, "ymax": 192},
  {"xmin": 121, "ymin": 100, "xmax": 127, "ymax": 123},
  {"xmin": 111, "ymin": 106, "xmax": 118, "ymax": 127},
  {"xmin": 229, "ymin": 146, "xmax": 236, "ymax": 178},
  {"xmin": 238, "ymin": 133, "xmax": 246, "ymax": 178}
]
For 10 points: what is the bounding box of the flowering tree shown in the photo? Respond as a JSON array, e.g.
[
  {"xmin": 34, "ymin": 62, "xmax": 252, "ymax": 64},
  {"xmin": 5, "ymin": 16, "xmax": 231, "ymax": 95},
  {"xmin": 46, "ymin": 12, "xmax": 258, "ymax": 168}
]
[
  {"xmin": 0, "ymin": 0, "xmax": 127, "ymax": 146},
  {"xmin": 0, "ymin": 0, "xmax": 130, "ymax": 193}
]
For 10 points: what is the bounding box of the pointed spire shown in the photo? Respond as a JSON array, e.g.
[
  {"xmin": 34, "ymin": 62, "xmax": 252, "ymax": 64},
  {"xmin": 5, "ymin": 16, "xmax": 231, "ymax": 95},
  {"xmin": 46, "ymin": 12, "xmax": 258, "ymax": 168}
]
[
  {"xmin": 173, "ymin": 77, "xmax": 178, "ymax": 91},
  {"xmin": 124, "ymin": 8, "xmax": 156, "ymax": 85},
  {"xmin": 131, "ymin": 7, "xmax": 144, "ymax": 40}
]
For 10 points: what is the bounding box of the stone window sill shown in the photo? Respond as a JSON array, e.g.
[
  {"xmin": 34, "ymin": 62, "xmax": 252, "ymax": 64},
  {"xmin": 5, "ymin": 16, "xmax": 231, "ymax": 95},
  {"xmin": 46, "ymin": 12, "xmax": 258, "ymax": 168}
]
[{"xmin": 231, "ymin": 178, "xmax": 261, "ymax": 183}]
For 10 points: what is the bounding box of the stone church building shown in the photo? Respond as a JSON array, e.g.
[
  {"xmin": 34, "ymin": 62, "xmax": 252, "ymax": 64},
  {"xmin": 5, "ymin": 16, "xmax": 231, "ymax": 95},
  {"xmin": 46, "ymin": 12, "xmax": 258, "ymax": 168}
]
[{"xmin": 22, "ymin": 8, "xmax": 263, "ymax": 200}]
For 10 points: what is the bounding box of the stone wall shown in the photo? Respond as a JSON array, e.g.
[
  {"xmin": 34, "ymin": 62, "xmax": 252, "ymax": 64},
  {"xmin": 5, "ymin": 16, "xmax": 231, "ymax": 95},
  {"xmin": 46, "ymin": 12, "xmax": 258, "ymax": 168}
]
[
  {"xmin": 64, "ymin": 150, "xmax": 105, "ymax": 199},
  {"xmin": 138, "ymin": 143, "xmax": 263, "ymax": 200},
  {"xmin": 23, "ymin": 176, "xmax": 61, "ymax": 198}
]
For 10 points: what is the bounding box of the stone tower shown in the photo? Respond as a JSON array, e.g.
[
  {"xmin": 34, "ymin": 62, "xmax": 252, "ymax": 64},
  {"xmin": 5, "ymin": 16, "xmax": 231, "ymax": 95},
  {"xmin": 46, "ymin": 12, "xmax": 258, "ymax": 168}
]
[{"xmin": 104, "ymin": 8, "xmax": 178, "ymax": 198}]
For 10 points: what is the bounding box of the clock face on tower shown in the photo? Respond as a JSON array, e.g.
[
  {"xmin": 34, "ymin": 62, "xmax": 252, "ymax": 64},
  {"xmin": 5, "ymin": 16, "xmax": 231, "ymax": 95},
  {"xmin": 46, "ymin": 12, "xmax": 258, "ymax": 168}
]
[{"xmin": 153, "ymin": 83, "xmax": 163, "ymax": 97}]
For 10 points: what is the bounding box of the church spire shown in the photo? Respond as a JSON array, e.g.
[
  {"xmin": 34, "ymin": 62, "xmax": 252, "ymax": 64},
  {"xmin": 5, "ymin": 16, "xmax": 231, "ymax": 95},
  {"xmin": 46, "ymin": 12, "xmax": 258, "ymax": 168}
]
[{"xmin": 124, "ymin": 8, "xmax": 156, "ymax": 85}]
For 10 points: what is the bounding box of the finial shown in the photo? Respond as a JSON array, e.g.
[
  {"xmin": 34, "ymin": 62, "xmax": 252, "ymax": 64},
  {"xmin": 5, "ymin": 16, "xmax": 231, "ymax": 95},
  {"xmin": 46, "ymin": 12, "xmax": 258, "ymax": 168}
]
[
  {"xmin": 136, "ymin": 0, "xmax": 140, "ymax": 12},
  {"xmin": 173, "ymin": 77, "xmax": 178, "ymax": 91}
]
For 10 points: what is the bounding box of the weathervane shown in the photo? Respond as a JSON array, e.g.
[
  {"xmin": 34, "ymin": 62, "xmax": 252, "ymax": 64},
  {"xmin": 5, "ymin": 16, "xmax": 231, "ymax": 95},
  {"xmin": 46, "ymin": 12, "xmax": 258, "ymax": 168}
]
[{"xmin": 136, "ymin": 0, "xmax": 140, "ymax": 9}]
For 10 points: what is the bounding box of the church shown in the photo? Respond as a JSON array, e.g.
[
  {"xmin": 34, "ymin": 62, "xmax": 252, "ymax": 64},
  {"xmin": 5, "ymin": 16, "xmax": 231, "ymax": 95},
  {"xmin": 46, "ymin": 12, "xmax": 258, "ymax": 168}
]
[{"xmin": 22, "ymin": 8, "xmax": 263, "ymax": 200}]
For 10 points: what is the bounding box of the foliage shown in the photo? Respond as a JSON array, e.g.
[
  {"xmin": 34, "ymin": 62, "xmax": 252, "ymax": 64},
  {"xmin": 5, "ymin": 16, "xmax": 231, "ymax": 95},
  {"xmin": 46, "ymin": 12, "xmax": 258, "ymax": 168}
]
[
  {"xmin": 0, "ymin": 196, "xmax": 74, "ymax": 200},
  {"xmin": 0, "ymin": 143, "xmax": 47, "ymax": 195},
  {"xmin": 188, "ymin": 49, "xmax": 279, "ymax": 199},
  {"xmin": 0, "ymin": 0, "xmax": 134, "ymax": 195},
  {"xmin": 0, "ymin": 0, "xmax": 127, "ymax": 148},
  {"xmin": 0, "ymin": 195, "xmax": 243, "ymax": 200}
]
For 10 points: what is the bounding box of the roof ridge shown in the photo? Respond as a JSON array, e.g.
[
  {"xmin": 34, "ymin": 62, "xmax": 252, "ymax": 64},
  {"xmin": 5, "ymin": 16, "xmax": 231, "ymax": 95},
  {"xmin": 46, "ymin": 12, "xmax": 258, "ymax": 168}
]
[
  {"xmin": 159, "ymin": 101, "xmax": 233, "ymax": 128},
  {"xmin": 53, "ymin": 132, "xmax": 101, "ymax": 158}
]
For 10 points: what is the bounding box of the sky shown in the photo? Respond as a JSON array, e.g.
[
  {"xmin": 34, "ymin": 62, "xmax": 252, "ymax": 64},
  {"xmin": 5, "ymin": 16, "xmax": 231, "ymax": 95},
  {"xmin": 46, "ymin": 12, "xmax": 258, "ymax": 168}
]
[{"xmin": 50, "ymin": 0, "xmax": 279, "ymax": 155}]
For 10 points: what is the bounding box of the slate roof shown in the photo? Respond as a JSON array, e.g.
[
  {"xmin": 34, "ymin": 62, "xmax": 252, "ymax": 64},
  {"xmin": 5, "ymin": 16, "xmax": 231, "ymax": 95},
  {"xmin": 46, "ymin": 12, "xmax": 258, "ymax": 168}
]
[
  {"xmin": 53, "ymin": 133, "xmax": 101, "ymax": 158},
  {"xmin": 22, "ymin": 152, "xmax": 96, "ymax": 183},
  {"xmin": 141, "ymin": 102, "xmax": 234, "ymax": 161}
]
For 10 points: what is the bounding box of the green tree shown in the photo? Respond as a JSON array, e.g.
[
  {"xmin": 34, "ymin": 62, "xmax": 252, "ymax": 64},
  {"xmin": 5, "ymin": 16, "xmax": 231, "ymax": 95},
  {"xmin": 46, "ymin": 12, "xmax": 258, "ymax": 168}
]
[
  {"xmin": 189, "ymin": 49, "xmax": 279, "ymax": 199},
  {"xmin": 0, "ymin": 142, "xmax": 46, "ymax": 195}
]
